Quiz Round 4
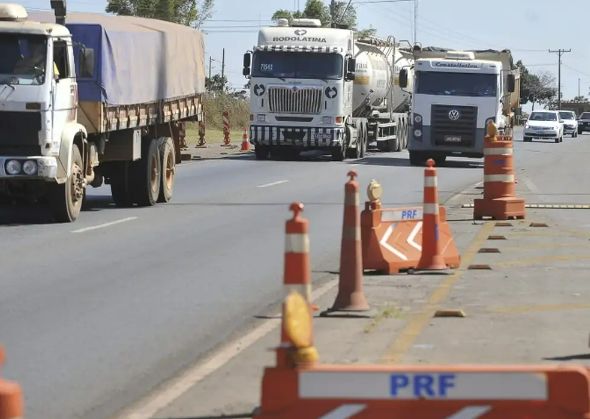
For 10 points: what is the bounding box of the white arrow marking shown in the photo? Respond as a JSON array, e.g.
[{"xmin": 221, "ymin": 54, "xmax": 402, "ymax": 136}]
[
  {"xmin": 319, "ymin": 404, "xmax": 367, "ymax": 419},
  {"xmin": 445, "ymin": 406, "xmax": 491, "ymax": 419},
  {"xmin": 379, "ymin": 223, "xmax": 408, "ymax": 261},
  {"xmin": 407, "ymin": 221, "xmax": 422, "ymax": 251}
]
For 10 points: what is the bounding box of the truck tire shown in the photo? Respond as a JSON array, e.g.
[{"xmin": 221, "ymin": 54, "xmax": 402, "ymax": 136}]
[
  {"xmin": 359, "ymin": 121, "xmax": 368, "ymax": 158},
  {"xmin": 157, "ymin": 137, "xmax": 175, "ymax": 203},
  {"xmin": 110, "ymin": 161, "xmax": 134, "ymax": 207},
  {"xmin": 134, "ymin": 138, "xmax": 161, "ymax": 207},
  {"xmin": 49, "ymin": 144, "xmax": 84, "ymax": 223},
  {"xmin": 396, "ymin": 122, "xmax": 403, "ymax": 152}
]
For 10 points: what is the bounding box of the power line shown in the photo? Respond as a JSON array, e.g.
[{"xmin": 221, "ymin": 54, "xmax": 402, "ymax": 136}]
[{"xmin": 549, "ymin": 48, "xmax": 571, "ymax": 109}]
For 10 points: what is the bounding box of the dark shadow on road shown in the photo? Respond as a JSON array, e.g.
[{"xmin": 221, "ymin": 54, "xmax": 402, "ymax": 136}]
[
  {"xmin": 543, "ymin": 354, "xmax": 590, "ymax": 361},
  {"xmin": 356, "ymin": 156, "xmax": 483, "ymax": 169}
]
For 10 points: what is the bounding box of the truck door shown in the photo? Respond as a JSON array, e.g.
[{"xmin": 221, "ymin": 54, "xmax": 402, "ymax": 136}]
[{"xmin": 51, "ymin": 38, "xmax": 77, "ymax": 140}]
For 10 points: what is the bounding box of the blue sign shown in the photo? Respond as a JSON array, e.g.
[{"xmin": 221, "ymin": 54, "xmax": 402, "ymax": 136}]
[
  {"xmin": 391, "ymin": 373, "xmax": 456, "ymax": 397},
  {"xmin": 401, "ymin": 209, "xmax": 419, "ymax": 219}
]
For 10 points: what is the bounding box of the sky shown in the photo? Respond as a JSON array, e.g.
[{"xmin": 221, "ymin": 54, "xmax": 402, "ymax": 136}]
[{"xmin": 19, "ymin": 0, "xmax": 590, "ymax": 112}]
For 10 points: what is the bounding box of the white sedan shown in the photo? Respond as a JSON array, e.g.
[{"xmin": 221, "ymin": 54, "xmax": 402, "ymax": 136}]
[
  {"xmin": 523, "ymin": 110, "xmax": 564, "ymax": 143},
  {"xmin": 558, "ymin": 110, "xmax": 578, "ymax": 137}
]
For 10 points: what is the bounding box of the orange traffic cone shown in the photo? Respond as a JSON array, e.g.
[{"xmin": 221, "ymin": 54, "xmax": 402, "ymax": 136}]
[
  {"xmin": 410, "ymin": 159, "xmax": 453, "ymax": 275},
  {"xmin": 322, "ymin": 171, "xmax": 373, "ymax": 318},
  {"xmin": 241, "ymin": 127, "xmax": 250, "ymax": 151},
  {"xmin": 0, "ymin": 345, "xmax": 24, "ymax": 419},
  {"xmin": 278, "ymin": 203, "xmax": 318, "ymax": 367}
]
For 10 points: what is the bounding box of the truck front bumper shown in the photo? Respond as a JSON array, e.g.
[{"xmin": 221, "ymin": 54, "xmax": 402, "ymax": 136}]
[
  {"xmin": 408, "ymin": 126, "xmax": 486, "ymax": 159},
  {"xmin": 249, "ymin": 125, "xmax": 345, "ymax": 147},
  {"xmin": 0, "ymin": 156, "xmax": 58, "ymax": 180}
]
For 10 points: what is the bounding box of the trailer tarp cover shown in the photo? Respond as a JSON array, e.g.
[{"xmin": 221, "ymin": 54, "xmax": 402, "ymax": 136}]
[{"xmin": 28, "ymin": 11, "xmax": 206, "ymax": 106}]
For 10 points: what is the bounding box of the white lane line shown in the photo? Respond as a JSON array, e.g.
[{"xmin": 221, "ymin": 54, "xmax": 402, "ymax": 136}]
[
  {"xmin": 71, "ymin": 217, "xmax": 138, "ymax": 233},
  {"xmin": 257, "ymin": 180, "xmax": 289, "ymax": 188},
  {"xmin": 114, "ymin": 279, "xmax": 337, "ymax": 419},
  {"xmin": 522, "ymin": 177, "xmax": 547, "ymax": 202}
]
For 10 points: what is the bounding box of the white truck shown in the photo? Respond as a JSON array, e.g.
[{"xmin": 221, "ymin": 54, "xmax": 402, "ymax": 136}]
[
  {"xmin": 0, "ymin": 2, "xmax": 205, "ymax": 222},
  {"xmin": 399, "ymin": 47, "xmax": 520, "ymax": 166},
  {"xmin": 242, "ymin": 18, "xmax": 414, "ymax": 161}
]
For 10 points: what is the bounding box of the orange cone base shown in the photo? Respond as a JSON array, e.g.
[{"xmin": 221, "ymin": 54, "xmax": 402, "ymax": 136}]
[
  {"xmin": 473, "ymin": 197, "xmax": 526, "ymax": 221},
  {"xmin": 241, "ymin": 142, "xmax": 250, "ymax": 151},
  {"xmin": 320, "ymin": 292, "xmax": 374, "ymax": 318},
  {"xmin": 362, "ymin": 212, "xmax": 460, "ymax": 275}
]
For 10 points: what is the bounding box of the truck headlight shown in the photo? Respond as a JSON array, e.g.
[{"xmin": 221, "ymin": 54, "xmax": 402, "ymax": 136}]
[
  {"xmin": 414, "ymin": 115, "xmax": 422, "ymax": 123},
  {"xmin": 257, "ymin": 114, "xmax": 266, "ymax": 122},
  {"xmin": 23, "ymin": 160, "xmax": 38, "ymax": 175},
  {"xmin": 5, "ymin": 159, "xmax": 21, "ymax": 175},
  {"xmin": 322, "ymin": 116, "xmax": 333, "ymax": 124},
  {"xmin": 414, "ymin": 129, "xmax": 422, "ymax": 137}
]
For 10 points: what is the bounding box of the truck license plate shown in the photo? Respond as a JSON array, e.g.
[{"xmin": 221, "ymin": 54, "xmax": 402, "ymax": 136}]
[
  {"xmin": 311, "ymin": 132, "xmax": 332, "ymax": 141},
  {"xmin": 444, "ymin": 135, "xmax": 461, "ymax": 143}
]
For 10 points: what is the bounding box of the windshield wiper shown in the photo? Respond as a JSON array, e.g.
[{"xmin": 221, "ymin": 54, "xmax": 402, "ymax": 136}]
[{"xmin": 257, "ymin": 70, "xmax": 286, "ymax": 81}]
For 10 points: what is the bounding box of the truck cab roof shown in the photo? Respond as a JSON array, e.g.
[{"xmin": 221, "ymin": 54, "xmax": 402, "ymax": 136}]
[{"xmin": 0, "ymin": 3, "xmax": 70, "ymax": 36}]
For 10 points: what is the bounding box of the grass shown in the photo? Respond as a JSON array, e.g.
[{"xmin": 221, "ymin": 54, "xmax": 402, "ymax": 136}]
[
  {"xmin": 184, "ymin": 93, "xmax": 250, "ymax": 145},
  {"xmin": 363, "ymin": 304, "xmax": 402, "ymax": 334}
]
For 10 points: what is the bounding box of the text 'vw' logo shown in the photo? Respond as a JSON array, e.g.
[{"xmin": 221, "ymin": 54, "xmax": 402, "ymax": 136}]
[{"xmin": 448, "ymin": 109, "xmax": 460, "ymax": 120}]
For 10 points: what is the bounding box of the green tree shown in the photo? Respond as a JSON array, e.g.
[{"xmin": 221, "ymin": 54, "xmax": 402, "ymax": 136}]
[
  {"xmin": 271, "ymin": 0, "xmax": 374, "ymax": 34},
  {"xmin": 106, "ymin": 0, "xmax": 215, "ymax": 28},
  {"xmin": 573, "ymin": 95, "xmax": 587, "ymax": 101},
  {"xmin": 205, "ymin": 73, "xmax": 228, "ymax": 93},
  {"xmin": 517, "ymin": 61, "xmax": 556, "ymax": 110}
]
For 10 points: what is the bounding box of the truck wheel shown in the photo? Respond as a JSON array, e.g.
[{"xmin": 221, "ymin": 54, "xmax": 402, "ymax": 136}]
[
  {"xmin": 134, "ymin": 138, "xmax": 161, "ymax": 207},
  {"xmin": 523, "ymin": 136, "xmax": 532, "ymax": 142},
  {"xmin": 157, "ymin": 137, "xmax": 175, "ymax": 203},
  {"xmin": 49, "ymin": 144, "xmax": 84, "ymax": 223},
  {"xmin": 359, "ymin": 122, "xmax": 368, "ymax": 158},
  {"xmin": 579, "ymin": 128, "xmax": 583, "ymax": 135},
  {"xmin": 110, "ymin": 161, "xmax": 134, "ymax": 207},
  {"xmin": 255, "ymin": 145, "xmax": 270, "ymax": 160}
]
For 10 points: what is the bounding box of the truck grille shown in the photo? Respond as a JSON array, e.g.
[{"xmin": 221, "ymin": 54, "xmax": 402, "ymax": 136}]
[
  {"xmin": 268, "ymin": 86, "xmax": 322, "ymax": 114},
  {"xmin": 431, "ymin": 105, "xmax": 478, "ymax": 147},
  {"xmin": 0, "ymin": 111, "xmax": 42, "ymax": 154}
]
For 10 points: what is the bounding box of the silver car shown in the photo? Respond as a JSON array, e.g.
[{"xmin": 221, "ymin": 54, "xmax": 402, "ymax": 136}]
[
  {"xmin": 558, "ymin": 110, "xmax": 578, "ymax": 137},
  {"xmin": 523, "ymin": 110, "xmax": 564, "ymax": 143}
]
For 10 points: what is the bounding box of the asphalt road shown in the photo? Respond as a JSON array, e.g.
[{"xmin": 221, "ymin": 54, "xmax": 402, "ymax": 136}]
[{"xmin": 0, "ymin": 129, "xmax": 585, "ymax": 419}]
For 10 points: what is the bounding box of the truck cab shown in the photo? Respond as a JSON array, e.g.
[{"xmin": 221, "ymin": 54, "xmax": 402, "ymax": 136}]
[
  {"xmin": 0, "ymin": 2, "xmax": 88, "ymax": 217},
  {"xmin": 243, "ymin": 18, "xmax": 359, "ymax": 161},
  {"xmin": 400, "ymin": 49, "xmax": 516, "ymax": 166}
]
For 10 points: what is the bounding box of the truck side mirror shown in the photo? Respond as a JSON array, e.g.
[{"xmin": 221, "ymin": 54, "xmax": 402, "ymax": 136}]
[
  {"xmin": 243, "ymin": 53, "xmax": 251, "ymax": 77},
  {"xmin": 79, "ymin": 48, "xmax": 95, "ymax": 78},
  {"xmin": 399, "ymin": 68, "xmax": 408, "ymax": 88},
  {"xmin": 347, "ymin": 57, "xmax": 356, "ymax": 73},
  {"xmin": 507, "ymin": 74, "xmax": 515, "ymax": 93}
]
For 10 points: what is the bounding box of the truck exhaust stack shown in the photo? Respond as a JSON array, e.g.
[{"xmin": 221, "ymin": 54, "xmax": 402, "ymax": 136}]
[{"xmin": 50, "ymin": 0, "xmax": 66, "ymax": 25}]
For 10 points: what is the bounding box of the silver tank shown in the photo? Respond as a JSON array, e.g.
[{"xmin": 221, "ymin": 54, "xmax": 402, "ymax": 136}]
[{"xmin": 353, "ymin": 40, "xmax": 414, "ymax": 114}]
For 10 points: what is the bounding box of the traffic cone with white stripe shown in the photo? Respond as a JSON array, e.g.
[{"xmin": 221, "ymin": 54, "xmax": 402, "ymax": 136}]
[
  {"xmin": 0, "ymin": 345, "xmax": 24, "ymax": 419},
  {"xmin": 322, "ymin": 171, "xmax": 372, "ymax": 317},
  {"xmin": 411, "ymin": 159, "xmax": 453, "ymax": 275},
  {"xmin": 277, "ymin": 203, "xmax": 318, "ymax": 367},
  {"xmin": 241, "ymin": 127, "xmax": 250, "ymax": 151}
]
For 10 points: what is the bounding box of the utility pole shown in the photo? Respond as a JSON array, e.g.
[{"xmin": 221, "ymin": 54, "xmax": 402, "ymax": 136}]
[
  {"xmin": 330, "ymin": 0, "xmax": 336, "ymax": 27},
  {"xmin": 413, "ymin": 0, "xmax": 417, "ymax": 44},
  {"xmin": 208, "ymin": 56, "xmax": 212, "ymax": 79},
  {"xmin": 221, "ymin": 48, "xmax": 225, "ymax": 80},
  {"xmin": 578, "ymin": 78, "xmax": 581, "ymax": 97},
  {"xmin": 548, "ymin": 48, "xmax": 571, "ymax": 110}
]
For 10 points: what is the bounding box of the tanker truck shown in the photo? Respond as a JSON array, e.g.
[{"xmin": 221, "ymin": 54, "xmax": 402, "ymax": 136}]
[
  {"xmin": 0, "ymin": 2, "xmax": 205, "ymax": 222},
  {"xmin": 399, "ymin": 46, "xmax": 519, "ymax": 166},
  {"xmin": 242, "ymin": 18, "xmax": 414, "ymax": 161}
]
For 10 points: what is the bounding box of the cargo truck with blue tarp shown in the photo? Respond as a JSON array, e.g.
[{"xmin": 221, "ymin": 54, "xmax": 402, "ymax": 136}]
[{"xmin": 0, "ymin": 2, "xmax": 206, "ymax": 222}]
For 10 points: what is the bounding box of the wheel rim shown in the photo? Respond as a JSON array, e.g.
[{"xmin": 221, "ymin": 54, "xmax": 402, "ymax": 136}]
[
  {"xmin": 165, "ymin": 150, "xmax": 174, "ymax": 190},
  {"xmin": 150, "ymin": 153, "xmax": 159, "ymax": 194},
  {"xmin": 71, "ymin": 162, "xmax": 84, "ymax": 205}
]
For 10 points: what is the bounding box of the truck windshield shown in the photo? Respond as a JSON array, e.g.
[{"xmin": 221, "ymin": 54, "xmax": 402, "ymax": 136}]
[
  {"xmin": 0, "ymin": 34, "xmax": 47, "ymax": 85},
  {"xmin": 580, "ymin": 112, "xmax": 590, "ymax": 119},
  {"xmin": 416, "ymin": 71, "xmax": 497, "ymax": 97},
  {"xmin": 252, "ymin": 51, "xmax": 343, "ymax": 80}
]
